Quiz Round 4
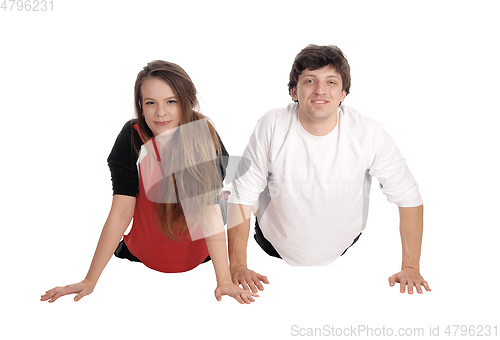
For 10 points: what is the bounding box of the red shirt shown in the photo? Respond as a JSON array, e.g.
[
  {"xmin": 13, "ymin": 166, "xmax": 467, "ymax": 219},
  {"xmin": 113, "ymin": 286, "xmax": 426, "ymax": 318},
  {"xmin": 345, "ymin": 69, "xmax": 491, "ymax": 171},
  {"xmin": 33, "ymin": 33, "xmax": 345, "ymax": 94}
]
[{"xmin": 123, "ymin": 125, "xmax": 209, "ymax": 273}]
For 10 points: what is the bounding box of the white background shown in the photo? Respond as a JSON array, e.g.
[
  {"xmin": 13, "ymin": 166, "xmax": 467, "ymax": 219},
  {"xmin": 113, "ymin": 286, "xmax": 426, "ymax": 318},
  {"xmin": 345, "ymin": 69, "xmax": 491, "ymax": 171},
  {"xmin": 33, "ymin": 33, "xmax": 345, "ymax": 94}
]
[{"xmin": 1, "ymin": 1, "xmax": 499, "ymax": 339}]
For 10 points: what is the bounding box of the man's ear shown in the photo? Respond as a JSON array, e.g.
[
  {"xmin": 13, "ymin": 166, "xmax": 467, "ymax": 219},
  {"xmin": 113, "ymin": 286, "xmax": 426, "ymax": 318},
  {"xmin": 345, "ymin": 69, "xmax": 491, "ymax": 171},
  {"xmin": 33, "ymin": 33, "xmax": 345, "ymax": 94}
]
[
  {"xmin": 290, "ymin": 87, "xmax": 298, "ymax": 102},
  {"xmin": 340, "ymin": 90, "xmax": 347, "ymax": 103}
]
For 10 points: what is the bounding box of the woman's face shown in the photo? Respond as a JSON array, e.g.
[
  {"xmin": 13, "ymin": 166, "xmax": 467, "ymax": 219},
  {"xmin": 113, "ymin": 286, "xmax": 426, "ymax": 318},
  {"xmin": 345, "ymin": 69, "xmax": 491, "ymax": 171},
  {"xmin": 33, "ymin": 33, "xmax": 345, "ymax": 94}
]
[{"xmin": 141, "ymin": 77, "xmax": 181, "ymax": 136}]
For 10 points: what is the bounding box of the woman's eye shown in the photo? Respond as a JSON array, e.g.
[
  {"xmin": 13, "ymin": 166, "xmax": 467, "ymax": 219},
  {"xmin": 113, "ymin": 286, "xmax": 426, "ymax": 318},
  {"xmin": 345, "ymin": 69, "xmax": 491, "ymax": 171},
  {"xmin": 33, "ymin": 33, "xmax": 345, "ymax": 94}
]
[
  {"xmin": 167, "ymin": 100, "xmax": 177, "ymax": 104},
  {"xmin": 145, "ymin": 101, "xmax": 155, "ymax": 105}
]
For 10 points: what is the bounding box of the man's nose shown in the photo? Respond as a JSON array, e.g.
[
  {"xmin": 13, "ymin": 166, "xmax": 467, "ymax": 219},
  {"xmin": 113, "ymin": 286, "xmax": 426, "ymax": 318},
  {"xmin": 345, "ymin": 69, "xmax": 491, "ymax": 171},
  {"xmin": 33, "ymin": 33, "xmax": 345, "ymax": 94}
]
[{"xmin": 314, "ymin": 82, "xmax": 326, "ymax": 94}]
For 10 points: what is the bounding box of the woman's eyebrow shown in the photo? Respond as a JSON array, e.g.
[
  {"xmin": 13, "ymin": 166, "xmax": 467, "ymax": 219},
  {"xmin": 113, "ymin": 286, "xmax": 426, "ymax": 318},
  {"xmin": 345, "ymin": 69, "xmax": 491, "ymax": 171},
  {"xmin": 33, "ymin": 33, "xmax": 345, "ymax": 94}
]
[{"xmin": 143, "ymin": 96, "xmax": 177, "ymax": 101}]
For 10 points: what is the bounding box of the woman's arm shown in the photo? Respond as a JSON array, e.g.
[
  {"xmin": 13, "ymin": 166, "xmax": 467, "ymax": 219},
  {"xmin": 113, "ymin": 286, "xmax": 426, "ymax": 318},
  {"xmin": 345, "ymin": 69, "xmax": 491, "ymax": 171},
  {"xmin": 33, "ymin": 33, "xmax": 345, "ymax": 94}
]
[
  {"xmin": 41, "ymin": 195, "xmax": 136, "ymax": 302},
  {"xmin": 201, "ymin": 204, "xmax": 259, "ymax": 304}
]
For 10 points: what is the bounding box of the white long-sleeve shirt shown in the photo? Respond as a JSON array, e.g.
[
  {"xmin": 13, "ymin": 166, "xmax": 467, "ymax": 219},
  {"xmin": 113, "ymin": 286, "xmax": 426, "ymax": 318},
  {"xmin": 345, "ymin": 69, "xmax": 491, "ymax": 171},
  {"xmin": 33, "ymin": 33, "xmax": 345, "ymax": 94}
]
[{"xmin": 228, "ymin": 103, "xmax": 422, "ymax": 266}]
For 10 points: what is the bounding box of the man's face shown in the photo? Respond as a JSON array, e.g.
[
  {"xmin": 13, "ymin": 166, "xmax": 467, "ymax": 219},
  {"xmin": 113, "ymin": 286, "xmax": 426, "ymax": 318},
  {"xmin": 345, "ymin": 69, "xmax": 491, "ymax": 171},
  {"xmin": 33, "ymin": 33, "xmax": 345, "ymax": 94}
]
[{"xmin": 290, "ymin": 65, "xmax": 346, "ymax": 125}]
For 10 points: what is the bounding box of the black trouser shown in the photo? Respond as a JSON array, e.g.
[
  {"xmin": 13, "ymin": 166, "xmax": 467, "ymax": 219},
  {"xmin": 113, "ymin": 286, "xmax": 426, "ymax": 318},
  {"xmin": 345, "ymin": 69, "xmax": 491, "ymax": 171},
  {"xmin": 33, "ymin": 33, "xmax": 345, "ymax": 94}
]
[
  {"xmin": 254, "ymin": 219, "xmax": 361, "ymax": 259},
  {"xmin": 114, "ymin": 239, "xmax": 211, "ymax": 263},
  {"xmin": 114, "ymin": 239, "xmax": 141, "ymax": 262}
]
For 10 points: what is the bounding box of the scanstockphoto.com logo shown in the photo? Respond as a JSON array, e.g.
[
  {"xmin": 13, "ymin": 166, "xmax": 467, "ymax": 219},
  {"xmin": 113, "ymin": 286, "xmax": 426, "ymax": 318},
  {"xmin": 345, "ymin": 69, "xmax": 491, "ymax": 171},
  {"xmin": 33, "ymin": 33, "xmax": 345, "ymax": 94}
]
[{"xmin": 290, "ymin": 324, "xmax": 426, "ymax": 337}]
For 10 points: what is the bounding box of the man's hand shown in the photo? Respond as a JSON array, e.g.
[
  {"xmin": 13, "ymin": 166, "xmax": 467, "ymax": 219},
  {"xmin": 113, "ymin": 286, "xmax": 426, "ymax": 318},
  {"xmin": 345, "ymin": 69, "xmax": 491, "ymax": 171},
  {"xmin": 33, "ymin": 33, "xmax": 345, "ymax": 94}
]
[
  {"xmin": 230, "ymin": 265, "xmax": 269, "ymax": 293},
  {"xmin": 388, "ymin": 267, "xmax": 431, "ymax": 294}
]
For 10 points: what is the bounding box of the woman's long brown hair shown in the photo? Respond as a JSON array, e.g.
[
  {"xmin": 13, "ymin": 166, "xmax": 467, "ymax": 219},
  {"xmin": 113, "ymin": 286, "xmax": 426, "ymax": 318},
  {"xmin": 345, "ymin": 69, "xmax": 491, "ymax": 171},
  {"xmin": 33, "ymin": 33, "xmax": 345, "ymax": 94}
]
[{"xmin": 133, "ymin": 60, "xmax": 222, "ymax": 241}]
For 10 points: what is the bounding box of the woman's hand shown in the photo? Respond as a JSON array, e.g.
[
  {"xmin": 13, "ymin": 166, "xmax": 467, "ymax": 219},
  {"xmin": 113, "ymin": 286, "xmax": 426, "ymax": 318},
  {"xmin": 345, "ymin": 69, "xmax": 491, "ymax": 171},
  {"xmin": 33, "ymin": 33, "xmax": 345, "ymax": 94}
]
[
  {"xmin": 214, "ymin": 282, "xmax": 259, "ymax": 304},
  {"xmin": 40, "ymin": 195, "xmax": 136, "ymax": 304},
  {"xmin": 40, "ymin": 279, "xmax": 95, "ymax": 303}
]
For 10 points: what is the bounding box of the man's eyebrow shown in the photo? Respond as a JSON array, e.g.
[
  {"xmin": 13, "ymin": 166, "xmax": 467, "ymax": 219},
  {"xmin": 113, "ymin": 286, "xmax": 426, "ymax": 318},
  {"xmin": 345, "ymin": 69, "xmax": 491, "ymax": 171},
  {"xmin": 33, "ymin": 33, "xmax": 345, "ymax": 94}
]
[{"xmin": 302, "ymin": 73, "xmax": 340, "ymax": 79}]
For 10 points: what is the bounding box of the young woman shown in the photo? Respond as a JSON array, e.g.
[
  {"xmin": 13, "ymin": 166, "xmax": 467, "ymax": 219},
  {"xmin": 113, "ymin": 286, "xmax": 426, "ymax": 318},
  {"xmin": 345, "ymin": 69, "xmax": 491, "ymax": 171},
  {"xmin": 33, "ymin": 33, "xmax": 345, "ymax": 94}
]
[{"xmin": 41, "ymin": 61, "xmax": 258, "ymax": 304}]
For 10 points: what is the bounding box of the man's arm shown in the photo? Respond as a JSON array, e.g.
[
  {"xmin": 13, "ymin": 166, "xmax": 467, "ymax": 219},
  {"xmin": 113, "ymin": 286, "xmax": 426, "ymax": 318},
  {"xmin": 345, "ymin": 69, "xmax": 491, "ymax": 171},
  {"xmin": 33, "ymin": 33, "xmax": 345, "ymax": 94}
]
[
  {"xmin": 388, "ymin": 205, "xmax": 431, "ymax": 294},
  {"xmin": 227, "ymin": 203, "xmax": 269, "ymax": 292},
  {"xmin": 226, "ymin": 110, "xmax": 284, "ymax": 292}
]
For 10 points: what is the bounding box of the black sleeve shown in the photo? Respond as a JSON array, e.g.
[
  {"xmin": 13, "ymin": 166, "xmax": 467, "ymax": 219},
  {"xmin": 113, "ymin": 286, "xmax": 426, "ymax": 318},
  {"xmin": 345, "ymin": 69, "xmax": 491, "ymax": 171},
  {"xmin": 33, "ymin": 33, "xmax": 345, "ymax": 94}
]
[
  {"xmin": 107, "ymin": 120, "xmax": 142, "ymax": 197},
  {"xmin": 217, "ymin": 131, "xmax": 229, "ymax": 182}
]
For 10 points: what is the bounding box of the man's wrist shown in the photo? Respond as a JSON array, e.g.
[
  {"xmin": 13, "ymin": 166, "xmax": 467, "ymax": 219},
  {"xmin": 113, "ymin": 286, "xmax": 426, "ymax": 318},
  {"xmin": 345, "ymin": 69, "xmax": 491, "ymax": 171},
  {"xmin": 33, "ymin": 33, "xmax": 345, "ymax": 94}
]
[
  {"xmin": 230, "ymin": 263, "xmax": 248, "ymax": 273},
  {"xmin": 401, "ymin": 264, "xmax": 420, "ymax": 272}
]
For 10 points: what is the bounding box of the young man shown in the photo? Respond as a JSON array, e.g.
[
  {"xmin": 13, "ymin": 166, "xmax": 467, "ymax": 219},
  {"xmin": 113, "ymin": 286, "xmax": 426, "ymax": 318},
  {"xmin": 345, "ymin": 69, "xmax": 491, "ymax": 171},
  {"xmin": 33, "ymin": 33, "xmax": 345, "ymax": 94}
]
[{"xmin": 227, "ymin": 45, "xmax": 430, "ymax": 295}]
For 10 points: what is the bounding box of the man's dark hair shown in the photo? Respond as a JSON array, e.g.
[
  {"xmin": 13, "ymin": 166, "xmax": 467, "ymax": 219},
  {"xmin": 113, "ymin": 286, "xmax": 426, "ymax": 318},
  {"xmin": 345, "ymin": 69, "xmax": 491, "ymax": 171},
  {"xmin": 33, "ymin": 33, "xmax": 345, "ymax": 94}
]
[{"xmin": 288, "ymin": 45, "xmax": 351, "ymax": 102}]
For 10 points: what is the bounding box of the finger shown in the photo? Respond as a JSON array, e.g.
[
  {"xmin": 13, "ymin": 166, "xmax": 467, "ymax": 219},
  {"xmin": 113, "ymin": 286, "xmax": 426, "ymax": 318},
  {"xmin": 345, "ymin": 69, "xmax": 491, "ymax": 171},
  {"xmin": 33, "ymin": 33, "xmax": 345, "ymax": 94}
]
[
  {"xmin": 253, "ymin": 275, "xmax": 269, "ymax": 291},
  {"xmin": 214, "ymin": 288, "xmax": 222, "ymax": 302},
  {"xmin": 254, "ymin": 280, "xmax": 265, "ymax": 291},
  {"xmin": 407, "ymin": 281, "xmax": 414, "ymax": 294},
  {"xmin": 234, "ymin": 294, "xmax": 245, "ymax": 305},
  {"xmin": 248, "ymin": 290, "xmax": 259, "ymax": 298},
  {"xmin": 49, "ymin": 292, "xmax": 64, "ymax": 303},
  {"xmin": 240, "ymin": 294, "xmax": 252, "ymax": 304},
  {"xmin": 422, "ymin": 281, "xmax": 431, "ymax": 292},
  {"xmin": 257, "ymin": 274, "xmax": 269, "ymax": 284},
  {"xmin": 43, "ymin": 289, "xmax": 55, "ymax": 295},
  {"xmin": 46, "ymin": 286, "xmax": 62, "ymax": 292},
  {"xmin": 243, "ymin": 291, "xmax": 258, "ymax": 303},
  {"xmin": 42, "ymin": 289, "xmax": 64, "ymax": 302},
  {"xmin": 239, "ymin": 287, "xmax": 259, "ymax": 299},
  {"xmin": 40, "ymin": 291, "xmax": 56, "ymax": 301},
  {"xmin": 247, "ymin": 281, "xmax": 259, "ymax": 294},
  {"xmin": 415, "ymin": 282, "xmax": 423, "ymax": 294},
  {"xmin": 74, "ymin": 292, "xmax": 87, "ymax": 302},
  {"xmin": 388, "ymin": 274, "xmax": 398, "ymax": 287},
  {"xmin": 399, "ymin": 280, "xmax": 406, "ymax": 293},
  {"xmin": 239, "ymin": 280, "xmax": 251, "ymax": 292},
  {"xmin": 43, "ymin": 287, "xmax": 62, "ymax": 296}
]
